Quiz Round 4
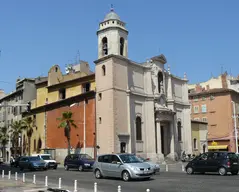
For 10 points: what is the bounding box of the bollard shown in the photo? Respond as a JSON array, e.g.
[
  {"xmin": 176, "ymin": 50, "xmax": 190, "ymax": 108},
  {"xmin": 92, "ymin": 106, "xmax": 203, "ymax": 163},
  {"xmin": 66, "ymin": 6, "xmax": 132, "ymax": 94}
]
[
  {"xmin": 15, "ymin": 172, "xmax": 18, "ymax": 180},
  {"xmin": 146, "ymin": 189, "xmax": 150, "ymax": 192},
  {"xmin": 58, "ymin": 178, "xmax": 62, "ymax": 189},
  {"xmin": 8, "ymin": 171, "xmax": 11, "ymax": 179},
  {"xmin": 45, "ymin": 176, "xmax": 48, "ymax": 187},
  {"xmin": 33, "ymin": 174, "xmax": 36, "ymax": 184},
  {"xmin": 74, "ymin": 180, "xmax": 77, "ymax": 192},
  {"xmin": 182, "ymin": 164, "xmax": 185, "ymax": 172},
  {"xmin": 22, "ymin": 173, "xmax": 25, "ymax": 183},
  {"xmin": 118, "ymin": 185, "xmax": 121, "ymax": 192},
  {"xmin": 166, "ymin": 164, "xmax": 168, "ymax": 172},
  {"xmin": 94, "ymin": 182, "xmax": 97, "ymax": 192},
  {"xmin": 2, "ymin": 170, "xmax": 4, "ymax": 178}
]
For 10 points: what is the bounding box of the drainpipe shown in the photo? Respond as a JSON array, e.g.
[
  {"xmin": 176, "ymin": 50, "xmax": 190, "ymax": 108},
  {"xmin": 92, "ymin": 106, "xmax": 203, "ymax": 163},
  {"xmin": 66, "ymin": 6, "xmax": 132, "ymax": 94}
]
[
  {"xmin": 83, "ymin": 99, "xmax": 86, "ymax": 154},
  {"xmin": 232, "ymin": 101, "xmax": 238, "ymax": 154}
]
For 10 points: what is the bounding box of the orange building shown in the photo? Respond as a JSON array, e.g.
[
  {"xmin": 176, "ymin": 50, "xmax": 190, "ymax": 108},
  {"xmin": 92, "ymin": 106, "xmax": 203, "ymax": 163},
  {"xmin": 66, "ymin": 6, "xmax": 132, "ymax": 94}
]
[
  {"xmin": 189, "ymin": 88, "xmax": 239, "ymax": 152},
  {"xmin": 23, "ymin": 62, "xmax": 96, "ymax": 163}
]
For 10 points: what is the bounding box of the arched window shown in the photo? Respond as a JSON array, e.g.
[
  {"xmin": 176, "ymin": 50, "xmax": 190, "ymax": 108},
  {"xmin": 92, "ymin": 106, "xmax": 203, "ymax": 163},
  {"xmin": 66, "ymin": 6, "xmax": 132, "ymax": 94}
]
[
  {"xmin": 136, "ymin": 116, "xmax": 142, "ymax": 141},
  {"xmin": 34, "ymin": 139, "xmax": 36, "ymax": 151},
  {"xmin": 102, "ymin": 65, "xmax": 106, "ymax": 76},
  {"xmin": 158, "ymin": 72, "xmax": 163, "ymax": 93},
  {"xmin": 203, "ymin": 144, "xmax": 206, "ymax": 153},
  {"xmin": 193, "ymin": 138, "xmax": 197, "ymax": 149},
  {"xmin": 120, "ymin": 37, "xmax": 124, "ymax": 56},
  {"xmin": 37, "ymin": 138, "xmax": 42, "ymax": 153},
  {"xmin": 177, "ymin": 121, "xmax": 182, "ymax": 141},
  {"xmin": 102, "ymin": 37, "xmax": 108, "ymax": 56}
]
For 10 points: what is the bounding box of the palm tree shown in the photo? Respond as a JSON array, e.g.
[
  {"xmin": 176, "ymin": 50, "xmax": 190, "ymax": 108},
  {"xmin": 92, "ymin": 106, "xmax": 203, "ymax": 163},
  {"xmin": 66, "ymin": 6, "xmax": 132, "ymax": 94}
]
[
  {"xmin": 57, "ymin": 111, "xmax": 77, "ymax": 155},
  {"xmin": 9, "ymin": 120, "xmax": 24, "ymax": 158},
  {"xmin": 0, "ymin": 126, "xmax": 9, "ymax": 162},
  {"xmin": 22, "ymin": 117, "xmax": 34, "ymax": 156}
]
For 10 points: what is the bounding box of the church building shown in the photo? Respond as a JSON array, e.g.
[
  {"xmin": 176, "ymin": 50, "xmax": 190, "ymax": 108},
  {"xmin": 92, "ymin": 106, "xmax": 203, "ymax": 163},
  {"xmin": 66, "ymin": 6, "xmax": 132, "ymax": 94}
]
[{"xmin": 94, "ymin": 8, "xmax": 192, "ymax": 162}]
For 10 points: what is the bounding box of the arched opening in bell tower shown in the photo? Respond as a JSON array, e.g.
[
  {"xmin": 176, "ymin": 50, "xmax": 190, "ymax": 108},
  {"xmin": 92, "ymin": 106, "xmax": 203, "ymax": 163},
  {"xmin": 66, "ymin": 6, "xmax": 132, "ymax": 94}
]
[
  {"xmin": 102, "ymin": 37, "xmax": 108, "ymax": 56},
  {"xmin": 120, "ymin": 37, "xmax": 125, "ymax": 56}
]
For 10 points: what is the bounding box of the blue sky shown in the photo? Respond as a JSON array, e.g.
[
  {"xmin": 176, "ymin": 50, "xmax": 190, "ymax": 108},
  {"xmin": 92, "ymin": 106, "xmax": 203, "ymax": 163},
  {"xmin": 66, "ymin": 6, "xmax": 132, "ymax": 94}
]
[{"xmin": 0, "ymin": 0, "xmax": 238, "ymax": 93}]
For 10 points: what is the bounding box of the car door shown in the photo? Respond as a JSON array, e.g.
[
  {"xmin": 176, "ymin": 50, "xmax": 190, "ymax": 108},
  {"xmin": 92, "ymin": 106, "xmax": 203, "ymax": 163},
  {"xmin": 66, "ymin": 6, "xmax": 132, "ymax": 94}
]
[
  {"xmin": 206, "ymin": 152, "xmax": 219, "ymax": 172},
  {"xmin": 100, "ymin": 155, "xmax": 112, "ymax": 177},
  {"xmin": 108, "ymin": 155, "xmax": 122, "ymax": 178},
  {"xmin": 194, "ymin": 153, "xmax": 208, "ymax": 172}
]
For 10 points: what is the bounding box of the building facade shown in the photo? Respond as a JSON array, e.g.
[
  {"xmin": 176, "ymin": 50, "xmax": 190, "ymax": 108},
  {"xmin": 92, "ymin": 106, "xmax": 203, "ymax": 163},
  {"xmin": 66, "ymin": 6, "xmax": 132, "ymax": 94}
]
[
  {"xmin": 0, "ymin": 78, "xmax": 36, "ymax": 162},
  {"xmin": 191, "ymin": 120, "xmax": 208, "ymax": 155},
  {"xmin": 189, "ymin": 88, "xmax": 239, "ymax": 152},
  {"xmin": 188, "ymin": 72, "xmax": 239, "ymax": 93},
  {"xmin": 94, "ymin": 9, "xmax": 192, "ymax": 162},
  {"xmin": 23, "ymin": 62, "xmax": 96, "ymax": 163}
]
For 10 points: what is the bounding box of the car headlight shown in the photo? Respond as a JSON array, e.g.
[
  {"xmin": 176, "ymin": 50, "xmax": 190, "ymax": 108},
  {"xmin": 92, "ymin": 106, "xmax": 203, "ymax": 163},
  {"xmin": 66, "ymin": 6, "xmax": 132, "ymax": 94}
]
[{"xmin": 129, "ymin": 166, "xmax": 140, "ymax": 171}]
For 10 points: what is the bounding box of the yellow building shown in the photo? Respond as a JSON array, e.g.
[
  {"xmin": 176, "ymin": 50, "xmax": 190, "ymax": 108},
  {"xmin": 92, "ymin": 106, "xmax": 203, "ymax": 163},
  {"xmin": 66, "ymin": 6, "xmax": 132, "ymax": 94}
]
[
  {"xmin": 22, "ymin": 61, "xmax": 96, "ymax": 156},
  {"xmin": 191, "ymin": 120, "xmax": 208, "ymax": 155}
]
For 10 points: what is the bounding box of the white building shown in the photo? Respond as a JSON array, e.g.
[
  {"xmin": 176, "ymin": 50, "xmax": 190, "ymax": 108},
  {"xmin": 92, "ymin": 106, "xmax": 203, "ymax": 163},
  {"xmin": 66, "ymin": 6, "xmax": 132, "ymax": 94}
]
[{"xmin": 94, "ymin": 8, "xmax": 192, "ymax": 162}]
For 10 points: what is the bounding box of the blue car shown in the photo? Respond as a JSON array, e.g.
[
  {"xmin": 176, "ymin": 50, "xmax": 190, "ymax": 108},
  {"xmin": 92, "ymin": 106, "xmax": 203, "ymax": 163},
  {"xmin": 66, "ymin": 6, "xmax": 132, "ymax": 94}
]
[{"xmin": 64, "ymin": 154, "xmax": 95, "ymax": 171}]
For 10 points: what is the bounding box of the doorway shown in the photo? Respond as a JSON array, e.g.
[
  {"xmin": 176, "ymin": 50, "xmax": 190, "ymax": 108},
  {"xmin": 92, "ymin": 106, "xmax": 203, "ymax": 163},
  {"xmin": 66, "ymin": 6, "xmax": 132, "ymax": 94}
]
[
  {"xmin": 160, "ymin": 126, "xmax": 164, "ymax": 155},
  {"xmin": 120, "ymin": 142, "xmax": 126, "ymax": 153}
]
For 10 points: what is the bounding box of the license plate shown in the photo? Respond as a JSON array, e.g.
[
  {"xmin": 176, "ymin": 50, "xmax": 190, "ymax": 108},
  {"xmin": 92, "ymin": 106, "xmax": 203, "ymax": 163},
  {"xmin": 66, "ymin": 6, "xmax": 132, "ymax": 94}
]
[{"xmin": 233, "ymin": 162, "xmax": 238, "ymax": 165}]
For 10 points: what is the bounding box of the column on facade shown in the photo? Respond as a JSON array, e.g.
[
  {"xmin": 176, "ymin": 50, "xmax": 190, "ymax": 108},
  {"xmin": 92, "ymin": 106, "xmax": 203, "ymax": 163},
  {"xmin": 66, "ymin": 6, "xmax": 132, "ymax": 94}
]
[
  {"xmin": 156, "ymin": 120, "xmax": 162, "ymax": 154},
  {"xmin": 170, "ymin": 121, "xmax": 175, "ymax": 155}
]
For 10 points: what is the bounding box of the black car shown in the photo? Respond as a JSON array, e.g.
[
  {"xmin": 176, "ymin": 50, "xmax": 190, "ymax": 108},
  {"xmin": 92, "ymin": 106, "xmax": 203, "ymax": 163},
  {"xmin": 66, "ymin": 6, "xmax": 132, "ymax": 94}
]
[
  {"xmin": 10, "ymin": 156, "xmax": 21, "ymax": 167},
  {"xmin": 64, "ymin": 154, "xmax": 95, "ymax": 171},
  {"xmin": 185, "ymin": 151, "xmax": 239, "ymax": 176},
  {"xmin": 19, "ymin": 156, "xmax": 47, "ymax": 171}
]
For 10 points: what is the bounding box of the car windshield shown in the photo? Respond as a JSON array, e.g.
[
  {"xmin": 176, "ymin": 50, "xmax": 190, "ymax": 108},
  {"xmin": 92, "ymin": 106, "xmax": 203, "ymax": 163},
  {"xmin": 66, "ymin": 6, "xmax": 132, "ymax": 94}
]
[
  {"xmin": 119, "ymin": 154, "xmax": 141, "ymax": 163},
  {"xmin": 29, "ymin": 157, "xmax": 41, "ymax": 161},
  {"xmin": 137, "ymin": 156, "xmax": 146, "ymax": 162},
  {"xmin": 41, "ymin": 155, "xmax": 52, "ymax": 160},
  {"xmin": 80, "ymin": 154, "xmax": 93, "ymax": 160}
]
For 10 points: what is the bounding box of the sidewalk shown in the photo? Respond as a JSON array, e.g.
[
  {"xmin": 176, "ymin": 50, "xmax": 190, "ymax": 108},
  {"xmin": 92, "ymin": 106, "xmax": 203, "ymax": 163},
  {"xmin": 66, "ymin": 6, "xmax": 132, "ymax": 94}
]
[{"xmin": 0, "ymin": 178, "xmax": 48, "ymax": 192}]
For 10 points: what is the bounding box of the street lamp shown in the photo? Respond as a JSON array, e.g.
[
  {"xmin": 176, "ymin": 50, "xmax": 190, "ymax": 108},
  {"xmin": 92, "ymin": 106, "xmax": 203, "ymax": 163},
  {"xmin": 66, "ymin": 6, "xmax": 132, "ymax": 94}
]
[
  {"xmin": 231, "ymin": 101, "xmax": 238, "ymax": 154},
  {"xmin": 70, "ymin": 100, "xmax": 86, "ymax": 154}
]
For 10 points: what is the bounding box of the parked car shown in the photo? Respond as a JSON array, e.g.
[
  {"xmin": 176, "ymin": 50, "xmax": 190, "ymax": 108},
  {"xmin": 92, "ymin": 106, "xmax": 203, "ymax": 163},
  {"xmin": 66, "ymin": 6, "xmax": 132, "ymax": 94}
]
[
  {"xmin": 93, "ymin": 153, "xmax": 154, "ymax": 181},
  {"xmin": 10, "ymin": 156, "xmax": 21, "ymax": 167},
  {"xmin": 138, "ymin": 156, "xmax": 160, "ymax": 174},
  {"xmin": 19, "ymin": 156, "xmax": 47, "ymax": 171},
  {"xmin": 64, "ymin": 154, "xmax": 95, "ymax": 171},
  {"xmin": 185, "ymin": 151, "xmax": 239, "ymax": 176},
  {"xmin": 32, "ymin": 154, "xmax": 58, "ymax": 169}
]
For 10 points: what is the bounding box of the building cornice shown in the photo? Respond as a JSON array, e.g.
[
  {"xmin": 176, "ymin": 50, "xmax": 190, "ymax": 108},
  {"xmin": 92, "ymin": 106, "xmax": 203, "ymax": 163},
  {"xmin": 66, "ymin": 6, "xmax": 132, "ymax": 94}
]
[{"xmin": 22, "ymin": 91, "xmax": 95, "ymax": 116}]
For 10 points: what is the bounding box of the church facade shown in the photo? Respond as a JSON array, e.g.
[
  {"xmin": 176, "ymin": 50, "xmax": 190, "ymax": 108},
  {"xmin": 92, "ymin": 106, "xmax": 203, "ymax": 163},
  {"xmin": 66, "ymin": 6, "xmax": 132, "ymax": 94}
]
[{"xmin": 94, "ymin": 8, "xmax": 192, "ymax": 162}]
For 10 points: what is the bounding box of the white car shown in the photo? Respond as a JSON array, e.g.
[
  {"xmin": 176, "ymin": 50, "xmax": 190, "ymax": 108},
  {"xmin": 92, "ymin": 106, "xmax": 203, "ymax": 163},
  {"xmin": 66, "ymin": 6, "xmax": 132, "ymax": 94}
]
[
  {"xmin": 32, "ymin": 154, "xmax": 58, "ymax": 169},
  {"xmin": 138, "ymin": 157, "xmax": 160, "ymax": 174}
]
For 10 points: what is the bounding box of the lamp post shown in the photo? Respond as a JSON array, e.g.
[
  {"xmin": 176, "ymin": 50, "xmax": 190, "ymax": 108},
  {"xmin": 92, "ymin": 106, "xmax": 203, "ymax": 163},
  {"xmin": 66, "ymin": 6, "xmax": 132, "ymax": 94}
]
[
  {"xmin": 232, "ymin": 101, "xmax": 238, "ymax": 154},
  {"xmin": 70, "ymin": 100, "xmax": 86, "ymax": 153}
]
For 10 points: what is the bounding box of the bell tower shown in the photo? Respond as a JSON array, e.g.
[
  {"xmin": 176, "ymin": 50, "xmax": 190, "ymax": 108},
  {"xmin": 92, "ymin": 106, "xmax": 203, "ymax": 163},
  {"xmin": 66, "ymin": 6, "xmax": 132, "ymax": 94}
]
[{"xmin": 97, "ymin": 6, "xmax": 128, "ymax": 59}]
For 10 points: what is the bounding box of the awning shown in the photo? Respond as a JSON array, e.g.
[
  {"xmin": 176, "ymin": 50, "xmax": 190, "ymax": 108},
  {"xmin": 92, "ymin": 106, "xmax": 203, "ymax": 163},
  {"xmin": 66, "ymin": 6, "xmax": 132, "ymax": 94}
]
[{"xmin": 208, "ymin": 145, "xmax": 228, "ymax": 150}]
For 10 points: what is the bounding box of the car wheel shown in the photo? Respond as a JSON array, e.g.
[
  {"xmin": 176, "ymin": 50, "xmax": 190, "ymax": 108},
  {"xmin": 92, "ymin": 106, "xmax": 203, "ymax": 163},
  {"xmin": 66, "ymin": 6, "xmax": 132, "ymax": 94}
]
[
  {"xmin": 78, "ymin": 165, "xmax": 84, "ymax": 172},
  {"xmin": 186, "ymin": 167, "xmax": 194, "ymax": 175},
  {"xmin": 231, "ymin": 171, "xmax": 238, "ymax": 175},
  {"xmin": 218, "ymin": 167, "xmax": 227, "ymax": 176},
  {"xmin": 54, "ymin": 166, "xmax": 57, "ymax": 170},
  {"xmin": 122, "ymin": 171, "xmax": 131, "ymax": 182},
  {"xmin": 64, "ymin": 165, "xmax": 69, "ymax": 171},
  {"xmin": 95, "ymin": 169, "xmax": 102, "ymax": 179}
]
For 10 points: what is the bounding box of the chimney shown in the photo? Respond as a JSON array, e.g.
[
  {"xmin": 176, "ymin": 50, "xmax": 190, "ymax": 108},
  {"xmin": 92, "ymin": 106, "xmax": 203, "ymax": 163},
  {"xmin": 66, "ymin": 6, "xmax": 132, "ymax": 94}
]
[{"xmin": 221, "ymin": 73, "xmax": 228, "ymax": 88}]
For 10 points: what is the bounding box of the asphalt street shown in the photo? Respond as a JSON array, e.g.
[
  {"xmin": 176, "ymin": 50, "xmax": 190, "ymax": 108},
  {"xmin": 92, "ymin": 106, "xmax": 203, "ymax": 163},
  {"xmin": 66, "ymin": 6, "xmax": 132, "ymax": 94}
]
[{"xmin": 1, "ymin": 165, "xmax": 239, "ymax": 192}]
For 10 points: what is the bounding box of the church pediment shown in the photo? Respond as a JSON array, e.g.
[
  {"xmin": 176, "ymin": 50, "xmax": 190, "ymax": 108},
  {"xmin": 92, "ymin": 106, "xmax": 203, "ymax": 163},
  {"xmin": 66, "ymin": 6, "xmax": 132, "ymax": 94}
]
[{"xmin": 151, "ymin": 54, "xmax": 167, "ymax": 64}]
